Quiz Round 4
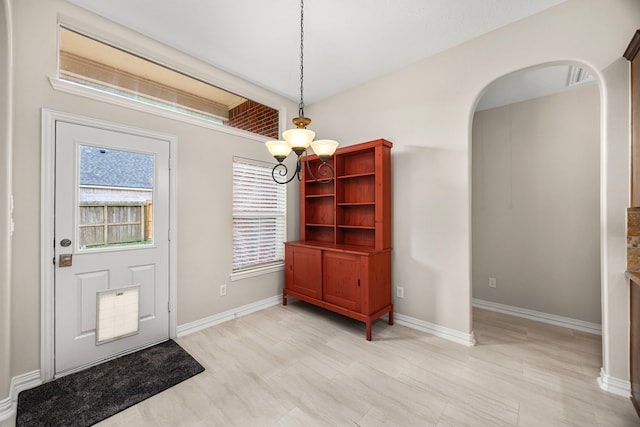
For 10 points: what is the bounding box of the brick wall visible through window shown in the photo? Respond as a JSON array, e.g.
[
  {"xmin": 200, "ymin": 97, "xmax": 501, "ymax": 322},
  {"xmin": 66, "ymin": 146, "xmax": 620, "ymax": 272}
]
[{"xmin": 227, "ymin": 100, "xmax": 279, "ymax": 139}]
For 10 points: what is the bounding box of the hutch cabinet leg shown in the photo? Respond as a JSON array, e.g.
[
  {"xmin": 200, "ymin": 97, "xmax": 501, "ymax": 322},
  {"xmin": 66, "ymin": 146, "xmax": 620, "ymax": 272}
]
[
  {"xmin": 283, "ymin": 293, "xmax": 287, "ymax": 306},
  {"xmin": 388, "ymin": 306, "xmax": 394, "ymax": 325},
  {"xmin": 366, "ymin": 321, "xmax": 372, "ymax": 341}
]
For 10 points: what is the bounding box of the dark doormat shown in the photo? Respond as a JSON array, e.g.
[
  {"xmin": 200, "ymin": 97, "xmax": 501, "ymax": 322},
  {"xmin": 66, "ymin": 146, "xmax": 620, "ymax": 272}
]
[{"xmin": 16, "ymin": 339, "xmax": 204, "ymax": 427}]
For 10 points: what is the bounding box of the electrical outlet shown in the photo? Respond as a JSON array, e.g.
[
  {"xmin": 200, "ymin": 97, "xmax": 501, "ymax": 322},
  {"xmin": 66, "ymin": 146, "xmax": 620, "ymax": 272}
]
[
  {"xmin": 489, "ymin": 278, "xmax": 497, "ymax": 288},
  {"xmin": 396, "ymin": 286, "xmax": 405, "ymax": 298},
  {"xmin": 220, "ymin": 284, "xmax": 227, "ymax": 296}
]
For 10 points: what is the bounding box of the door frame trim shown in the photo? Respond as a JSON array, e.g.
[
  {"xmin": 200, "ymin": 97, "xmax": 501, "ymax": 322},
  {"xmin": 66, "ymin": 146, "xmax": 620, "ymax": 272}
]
[{"xmin": 40, "ymin": 109, "xmax": 178, "ymax": 381}]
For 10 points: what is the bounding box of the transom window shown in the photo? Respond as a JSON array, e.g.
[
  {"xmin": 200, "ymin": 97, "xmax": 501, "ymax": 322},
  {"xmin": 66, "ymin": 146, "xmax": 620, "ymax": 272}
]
[{"xmin": 58, "ymin": 27, "xmax": 279, "ymax": 139}]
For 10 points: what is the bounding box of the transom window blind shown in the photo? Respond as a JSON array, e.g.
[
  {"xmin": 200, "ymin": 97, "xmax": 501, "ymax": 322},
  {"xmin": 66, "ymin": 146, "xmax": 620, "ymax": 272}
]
[{"xmin": 232, "ymin": 157, "xmax": 286, "ymax": 272}]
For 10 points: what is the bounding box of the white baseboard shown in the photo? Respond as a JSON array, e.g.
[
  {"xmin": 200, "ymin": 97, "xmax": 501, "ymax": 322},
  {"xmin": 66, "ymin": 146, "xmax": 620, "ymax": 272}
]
[
  {"xmin": 0, "ymin": 295, "xmax": 282, "ymax": 420},
  {"xmin": 176, "ymin": 294, "xmax": 282, "ymax": 337},
  {"xmin": 177, "ymin": 293, "xmax": 478, "ymax": 348},
  {"xmin": 0, "ymin": 298, "xmax": 622, "ymax": 420},
  {"xmin": 598, "ymin": 368, "xmax": 631, "ymax": 397},
  {"xmin": 0, "ymin": 396, "xmax": 10, "ymax": 421},
  {"xmin": 472, "ymin": 298, "xmax": 602, "ymax": 335},
  {"xmin": 0, "ymin": 293, "xmax": 321, "ymax": 420},
  {"xmin": 395, "ymin": 313, "xmax": 476, "ymax": 347},
  {"xmin": 0, "ymin": 370, "xmax": 41, "ymax": 422}
]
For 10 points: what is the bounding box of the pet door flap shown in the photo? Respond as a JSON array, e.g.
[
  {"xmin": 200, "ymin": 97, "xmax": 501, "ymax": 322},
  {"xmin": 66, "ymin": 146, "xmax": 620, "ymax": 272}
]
[{"xmin": 96, "ymin": 285, "xmax": 140, "ymax": 345}]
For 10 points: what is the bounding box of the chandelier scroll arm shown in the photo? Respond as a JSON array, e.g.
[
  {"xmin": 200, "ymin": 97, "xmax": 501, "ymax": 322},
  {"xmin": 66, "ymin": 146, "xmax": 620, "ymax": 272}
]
[
  {"xmin": 303, "ymin": 150, "xmax": 335, "ymax": 184},
  {"xmin": 271, "ymin": 158, "xmax": 303, "ymax": 185}
]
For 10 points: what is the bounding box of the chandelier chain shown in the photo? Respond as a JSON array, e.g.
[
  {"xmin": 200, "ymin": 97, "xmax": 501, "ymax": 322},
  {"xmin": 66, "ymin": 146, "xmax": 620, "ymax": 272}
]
[{"xmin": 299, "ymin": 0, "xmax": 305, "ymax": 116}]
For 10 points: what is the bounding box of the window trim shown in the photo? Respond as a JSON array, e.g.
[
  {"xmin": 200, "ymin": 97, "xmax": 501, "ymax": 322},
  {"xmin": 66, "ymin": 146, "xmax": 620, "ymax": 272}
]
[
  {"xmin": 49, "ymin": 77, "xmax": 271, "ymax": 143},
  {"xmin": 229, "ymin": 263, "xmax": 284, "ymax": 282}
]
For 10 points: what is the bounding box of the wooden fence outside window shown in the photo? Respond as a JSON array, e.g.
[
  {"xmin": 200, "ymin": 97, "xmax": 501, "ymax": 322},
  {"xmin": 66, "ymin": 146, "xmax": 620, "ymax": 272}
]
[{"xmin": 79, "ymin": 202, "xmax": 152, "ymax": 248}]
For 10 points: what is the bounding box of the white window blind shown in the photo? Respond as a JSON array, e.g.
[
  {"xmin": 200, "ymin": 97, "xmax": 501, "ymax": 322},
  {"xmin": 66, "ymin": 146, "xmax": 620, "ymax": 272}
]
[{"xmin": 232, "ymin": 157, "xmax": 286, "ymax": 272}]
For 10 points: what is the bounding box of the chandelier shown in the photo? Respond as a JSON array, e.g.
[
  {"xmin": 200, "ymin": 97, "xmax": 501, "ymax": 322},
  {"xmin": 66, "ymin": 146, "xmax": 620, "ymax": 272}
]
[{"xmin": 265, "ymin": 0, "xmax": 338, "ymax": 184}]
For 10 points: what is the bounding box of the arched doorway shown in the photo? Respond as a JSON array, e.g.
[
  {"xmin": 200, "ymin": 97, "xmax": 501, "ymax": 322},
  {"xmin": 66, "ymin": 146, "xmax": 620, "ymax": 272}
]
[{"xmin": 470, "ymin": 62, "xmax": 603, "ymax": 373}]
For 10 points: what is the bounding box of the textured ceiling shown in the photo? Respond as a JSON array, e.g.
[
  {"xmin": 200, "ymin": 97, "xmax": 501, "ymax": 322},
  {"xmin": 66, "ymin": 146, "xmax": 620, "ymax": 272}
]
[{"xmin": 66, "ymin": 0, "xmax": 568, "ymax": 105}]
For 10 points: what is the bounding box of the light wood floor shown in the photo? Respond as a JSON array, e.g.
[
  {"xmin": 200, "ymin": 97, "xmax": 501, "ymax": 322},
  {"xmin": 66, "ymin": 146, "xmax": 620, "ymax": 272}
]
[{"xmin": 4, "ymin": 302, "xmax": 640, "ymax": 426}]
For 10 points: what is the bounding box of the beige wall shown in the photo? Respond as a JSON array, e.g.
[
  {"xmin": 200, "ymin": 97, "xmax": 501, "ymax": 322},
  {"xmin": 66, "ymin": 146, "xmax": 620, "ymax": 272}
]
[
  {"xmin": 7, "ymin": 0, "xmax": 299, "ymax": 386},
  {"xmin": 1, "ymin": 0, "xmax": 12, "ymax": 401},
  {"xmin": 308, "ymin": 0, "xmax": 639, "ymax": 383},
  {"xmin": 3, "ymin": 0, "xmax": 639, "ymax": 405},
  {"xmin": 472, "ymin": 85, "xmax": 601, "ymax": 324}
]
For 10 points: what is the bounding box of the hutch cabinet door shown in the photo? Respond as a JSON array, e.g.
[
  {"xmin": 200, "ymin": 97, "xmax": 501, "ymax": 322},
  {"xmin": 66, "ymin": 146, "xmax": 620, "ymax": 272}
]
[
  {"xmin": 323, "ymin": 252, "xmax": 361, "ymax": 311},
  {"xmin": 285, "ymin": 245, "xmax": 322, "ymax": 299}
]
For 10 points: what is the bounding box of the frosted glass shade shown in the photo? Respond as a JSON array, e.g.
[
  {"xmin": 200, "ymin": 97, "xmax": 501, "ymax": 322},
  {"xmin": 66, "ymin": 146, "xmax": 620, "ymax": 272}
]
[
  {"xmin": 311, "ymin": 140, "xmax": 339, "ymax": 158},
  {"xmin": 283, "ymin": 128, "xmax": 315, "ymax": 149},
  {"xmin": 265, "ymin": 140, "xmax": 292, "ymax": 159}
]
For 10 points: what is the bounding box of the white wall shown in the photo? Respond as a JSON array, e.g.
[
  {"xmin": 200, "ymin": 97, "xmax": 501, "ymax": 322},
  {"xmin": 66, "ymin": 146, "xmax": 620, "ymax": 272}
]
[
  {"xmin": 600, "ymin": 57, "xmax": 632, "ymax": 385},
  {"xmin": 308, "ymin": 0, "xmax": 639, "ymax": 385},
  {"xmin": 6, "ymin": 0, "xmax": 299, "ymax": 388},
  {"xmin": 472, "ymin": 84, "xmax": 601, "ymax": 324}
]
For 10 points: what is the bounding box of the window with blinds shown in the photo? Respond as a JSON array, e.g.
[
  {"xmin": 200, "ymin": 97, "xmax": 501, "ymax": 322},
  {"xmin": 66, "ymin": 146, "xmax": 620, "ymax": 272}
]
[{"xmin": 232, "ymin": 157, "xmax": 286, "ymax": 273}]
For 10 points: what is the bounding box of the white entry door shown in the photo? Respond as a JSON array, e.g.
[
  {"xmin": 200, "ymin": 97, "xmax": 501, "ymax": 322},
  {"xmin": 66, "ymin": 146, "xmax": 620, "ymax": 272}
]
[{"xmin": 54, "ymin": 121, "xmax": 170, "ymax": 375}]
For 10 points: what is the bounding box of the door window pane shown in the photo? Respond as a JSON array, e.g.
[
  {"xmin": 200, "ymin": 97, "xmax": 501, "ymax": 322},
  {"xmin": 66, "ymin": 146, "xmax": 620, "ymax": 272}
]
[{"xmin": 78, "ymin": 145, "xmax": 154, "ymax": 250}]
